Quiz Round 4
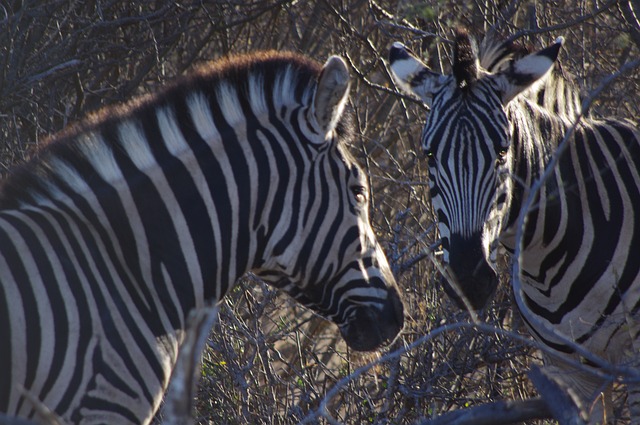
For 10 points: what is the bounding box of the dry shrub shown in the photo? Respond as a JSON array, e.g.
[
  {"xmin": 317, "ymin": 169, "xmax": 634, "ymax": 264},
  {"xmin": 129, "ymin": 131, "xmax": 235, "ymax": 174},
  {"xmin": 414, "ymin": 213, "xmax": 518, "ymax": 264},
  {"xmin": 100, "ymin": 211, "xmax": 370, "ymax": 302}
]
[{"xmin": 1, "ymin": 1, "xmax": 638, "ymax": 424}]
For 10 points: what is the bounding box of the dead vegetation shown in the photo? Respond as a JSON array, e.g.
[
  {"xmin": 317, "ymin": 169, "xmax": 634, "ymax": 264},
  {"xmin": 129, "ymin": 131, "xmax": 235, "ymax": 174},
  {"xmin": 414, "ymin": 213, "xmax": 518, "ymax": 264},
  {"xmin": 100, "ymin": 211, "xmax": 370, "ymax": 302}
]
[{"xmin": 1, "ymin": 1, "xmax": 639, "ymax": 424}]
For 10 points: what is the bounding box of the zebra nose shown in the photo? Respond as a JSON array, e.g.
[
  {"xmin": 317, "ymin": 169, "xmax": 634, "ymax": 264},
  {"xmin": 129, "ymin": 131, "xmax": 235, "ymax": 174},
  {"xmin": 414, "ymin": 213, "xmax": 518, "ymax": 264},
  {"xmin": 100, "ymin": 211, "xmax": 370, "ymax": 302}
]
[
  {"xmin": 440, "ymin": 265, "xmax": 498, "ymax": 311},
  {"xmin": 340, "ymin": 283, "xmax": 404, "ymax": 351},
  {"xmin": 443, "ymin": 234, "xmax": 498, "ymax": 310}
]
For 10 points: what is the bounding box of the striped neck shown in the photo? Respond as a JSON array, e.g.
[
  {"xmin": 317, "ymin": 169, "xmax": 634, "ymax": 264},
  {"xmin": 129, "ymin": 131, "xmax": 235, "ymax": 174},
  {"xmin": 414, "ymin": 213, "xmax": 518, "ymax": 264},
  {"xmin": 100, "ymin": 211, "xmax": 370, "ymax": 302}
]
[{"xmin": 501, "ymin": 98, "xmax": 579, "ymax": 249}]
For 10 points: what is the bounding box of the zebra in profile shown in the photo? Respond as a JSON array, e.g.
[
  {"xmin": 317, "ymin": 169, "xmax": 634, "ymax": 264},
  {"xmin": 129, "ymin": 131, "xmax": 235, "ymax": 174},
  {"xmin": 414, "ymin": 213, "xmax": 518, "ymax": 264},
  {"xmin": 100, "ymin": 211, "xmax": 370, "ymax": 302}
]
[
  {"xmin": 389, "ymin": 29, "xmax": 640, "ymax": 422},
  {"xmin": 0, "ymin": 50, "xmax": 404, "ymax": 424}
]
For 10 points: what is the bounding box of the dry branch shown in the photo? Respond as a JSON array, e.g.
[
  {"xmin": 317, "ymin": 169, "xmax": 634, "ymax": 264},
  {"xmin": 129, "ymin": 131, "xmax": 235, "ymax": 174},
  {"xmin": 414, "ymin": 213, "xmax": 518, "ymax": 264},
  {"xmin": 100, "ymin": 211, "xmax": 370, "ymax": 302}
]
[
  {"xmin": 412, "ymin": 364, "xmax": 590, "ymax": 425},
  {"xmin": 161, "ymin": 305, "xmax": 220, "ymax": 425},
  {"xmin": 0, "ymin": 388, "xmax": 67, "ymax": 425},
  {"xmin": 528, "ymin": 365, "xmax": 587, "ymax": 425},
  {"xmin": 414, "ymin": 398, "xmax": 551, "ymax": 425}
]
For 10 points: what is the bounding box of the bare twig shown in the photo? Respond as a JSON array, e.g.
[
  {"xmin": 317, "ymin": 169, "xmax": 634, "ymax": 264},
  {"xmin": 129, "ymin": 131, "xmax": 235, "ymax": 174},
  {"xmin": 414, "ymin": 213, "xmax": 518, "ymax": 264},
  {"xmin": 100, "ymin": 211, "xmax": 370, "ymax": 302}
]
[
  {"xmin": 0, "ymin": 387, "xmax": 68, "ymax": 425},
  {"xmin": 299, "ymin": 321, "xmax": 604, "ymax": 424},
  {"xmin": 506, "ymin": 0, "xmax": 619, "ymax": 43}
]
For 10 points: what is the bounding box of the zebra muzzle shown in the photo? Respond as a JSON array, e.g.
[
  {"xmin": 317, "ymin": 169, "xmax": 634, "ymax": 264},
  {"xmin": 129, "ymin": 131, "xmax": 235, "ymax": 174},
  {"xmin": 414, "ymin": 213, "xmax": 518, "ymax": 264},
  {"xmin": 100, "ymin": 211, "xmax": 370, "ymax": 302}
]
[
  {"xmin": 442, "ymin": 234, "xmax": 499, "ymax": 311},
  {"xmin": 339, "ymin": 284, "xmax": 404, "ymax": 351}
]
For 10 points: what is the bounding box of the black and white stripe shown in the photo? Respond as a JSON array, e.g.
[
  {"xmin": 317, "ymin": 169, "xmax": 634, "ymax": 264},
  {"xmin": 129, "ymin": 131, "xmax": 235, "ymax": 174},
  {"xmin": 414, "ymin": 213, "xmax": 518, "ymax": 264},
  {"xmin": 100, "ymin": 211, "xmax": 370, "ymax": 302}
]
[
  {"xmin": 0, "ymin": 51, "xmax": 404, "ymax": 424},
  {"xmin": 390, "ymin": 29, "xmax": 640, "ymax": 422}
]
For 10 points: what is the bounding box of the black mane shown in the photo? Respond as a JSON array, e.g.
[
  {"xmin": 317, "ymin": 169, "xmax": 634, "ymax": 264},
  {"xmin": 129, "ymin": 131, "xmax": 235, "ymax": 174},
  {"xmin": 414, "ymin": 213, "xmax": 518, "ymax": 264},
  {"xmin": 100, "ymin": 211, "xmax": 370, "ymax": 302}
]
[{"xmin": 453, "ymin": 28, "xmax": 478, "ymax": 90}]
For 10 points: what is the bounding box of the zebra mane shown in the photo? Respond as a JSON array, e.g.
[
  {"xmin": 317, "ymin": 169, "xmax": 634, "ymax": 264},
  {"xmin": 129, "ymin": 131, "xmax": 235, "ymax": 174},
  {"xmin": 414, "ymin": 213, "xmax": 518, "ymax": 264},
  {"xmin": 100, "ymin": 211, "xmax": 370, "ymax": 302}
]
[
  {"xmin": 477, "ymin": 32, "xmax": 528, "ymax": 73},
  {"xmin": 52, "ymin": 50, "xmax": 324, "ymax": 146},
  {"xmin": 0, "ymin": 51, "xmax": 330, "ymax": 208},
  {"xmin": 452, "ymin": 28, "xmax": 479, "ymax": 90}
]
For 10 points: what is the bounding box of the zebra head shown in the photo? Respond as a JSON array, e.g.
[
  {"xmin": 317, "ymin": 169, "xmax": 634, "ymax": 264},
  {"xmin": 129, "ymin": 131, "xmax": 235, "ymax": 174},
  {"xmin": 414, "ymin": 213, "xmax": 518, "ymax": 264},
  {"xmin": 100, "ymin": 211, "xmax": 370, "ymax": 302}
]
[
  {"xmin": 389, "ymin": 30, "xmax": 562, "ymax": 310},
  {"xmin": 254, "ymin": 55, "xmax": 404, "ymax": 351}
]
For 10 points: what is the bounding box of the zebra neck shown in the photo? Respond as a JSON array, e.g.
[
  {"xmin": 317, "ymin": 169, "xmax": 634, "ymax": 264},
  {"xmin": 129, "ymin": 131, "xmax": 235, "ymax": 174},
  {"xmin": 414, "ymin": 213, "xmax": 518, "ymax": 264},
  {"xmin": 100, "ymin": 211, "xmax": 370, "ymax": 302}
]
[
  {"xmin": 1, "ymin": 108, "xmax": 277, "ymax": 318},
  {"xmin": 501, "ymin": 100, "xmax": 574, "ymax": 252},
  {"xmin": 0, "ymin": 77, "xmax": 314, "ymax": 323}
]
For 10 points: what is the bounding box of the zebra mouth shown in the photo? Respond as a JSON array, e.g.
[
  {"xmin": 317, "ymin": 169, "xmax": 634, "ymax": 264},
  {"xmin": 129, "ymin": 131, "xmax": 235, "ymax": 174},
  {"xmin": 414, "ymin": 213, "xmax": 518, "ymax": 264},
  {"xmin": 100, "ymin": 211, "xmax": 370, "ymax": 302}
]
[{"xmin": 339, "ymin": 288, "xmax": 404, "ymax": 351}]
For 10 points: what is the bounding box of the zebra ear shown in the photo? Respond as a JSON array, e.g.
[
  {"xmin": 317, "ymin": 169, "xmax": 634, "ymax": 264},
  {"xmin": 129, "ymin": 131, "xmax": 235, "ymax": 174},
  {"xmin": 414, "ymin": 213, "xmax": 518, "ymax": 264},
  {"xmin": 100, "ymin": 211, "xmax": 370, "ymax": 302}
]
[
  {"xmin": 313, "ymin": 55, "xmax": 350, "ymax": 135},
  {"xmin": 495, "ymin": 37, "xmax": 564, "ymax": 104},
  {"xmin": 389, "ymin": 42, "xmax": 447, "ymax": 105}
]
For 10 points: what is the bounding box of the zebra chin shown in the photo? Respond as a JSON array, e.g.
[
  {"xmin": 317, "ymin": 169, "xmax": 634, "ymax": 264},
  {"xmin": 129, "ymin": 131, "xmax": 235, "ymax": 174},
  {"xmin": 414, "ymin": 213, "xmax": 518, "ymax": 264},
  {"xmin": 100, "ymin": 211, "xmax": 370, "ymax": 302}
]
[{"xmin": 338, "ymin": 285, "xmax": 404, "ymax": 351}]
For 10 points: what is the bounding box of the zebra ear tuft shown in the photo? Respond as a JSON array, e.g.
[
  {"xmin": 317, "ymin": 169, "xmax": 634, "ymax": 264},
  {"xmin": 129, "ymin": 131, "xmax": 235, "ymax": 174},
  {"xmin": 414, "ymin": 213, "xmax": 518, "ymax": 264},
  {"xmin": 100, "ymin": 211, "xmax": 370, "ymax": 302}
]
[
  {"xmin": 389, "ymin": 42, "xmax": 447, "ymax": 105},
  {"xmin": 495, "ymin": 37, "xmax": 563, "ymax": 104},
  {"xmin": 313, "ymin": 55, "xmax": 350, "ymax": 135}
]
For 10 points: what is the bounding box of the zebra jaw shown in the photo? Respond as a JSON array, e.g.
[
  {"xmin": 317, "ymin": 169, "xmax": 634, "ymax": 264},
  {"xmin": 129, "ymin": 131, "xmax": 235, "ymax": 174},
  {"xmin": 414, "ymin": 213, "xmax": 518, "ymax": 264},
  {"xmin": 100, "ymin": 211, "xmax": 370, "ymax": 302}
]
[{"xmin": 255, "ymin": 272, "xmax": 404, "ymax": 351}]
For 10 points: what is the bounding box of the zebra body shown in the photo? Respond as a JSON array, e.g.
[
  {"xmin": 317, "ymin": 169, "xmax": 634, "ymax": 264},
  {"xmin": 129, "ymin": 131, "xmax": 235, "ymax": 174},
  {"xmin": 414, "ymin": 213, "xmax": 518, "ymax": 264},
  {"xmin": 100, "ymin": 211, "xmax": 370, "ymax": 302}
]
[
  {"xmin": 0, "ymin": 51, "xmax": 404, "ymax": 424},
  {"xmin": 390, "ymin": 30, "xmax": 640, "ymax": 422}
]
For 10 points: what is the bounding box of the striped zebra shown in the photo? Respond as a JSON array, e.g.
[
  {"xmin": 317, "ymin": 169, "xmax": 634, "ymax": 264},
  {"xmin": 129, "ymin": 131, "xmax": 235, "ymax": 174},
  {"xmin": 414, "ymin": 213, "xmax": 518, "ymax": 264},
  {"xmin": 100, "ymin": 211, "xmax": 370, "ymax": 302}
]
[
  {"xmin": 390, "ymin": 29, "xmax": 640, "ymax": 422},
  {"xmin": 0, "ymin": 50, "xmax": 404, "ymax": 424}
]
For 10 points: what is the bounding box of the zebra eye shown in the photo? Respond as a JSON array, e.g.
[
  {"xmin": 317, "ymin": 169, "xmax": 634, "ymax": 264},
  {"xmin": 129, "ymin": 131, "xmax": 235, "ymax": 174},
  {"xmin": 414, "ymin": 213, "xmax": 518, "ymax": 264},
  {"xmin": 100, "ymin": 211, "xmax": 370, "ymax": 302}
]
[
  {"xmin": 425, "ymin": 150, "xmax": 436, "ymax": 166},
  {"xmin": 351, "ymin": 185, "xmax": 367, "ymax": 204},
  {"xmin": 496, "ymin": 148, "xmax": 508, "ymax": 163}
]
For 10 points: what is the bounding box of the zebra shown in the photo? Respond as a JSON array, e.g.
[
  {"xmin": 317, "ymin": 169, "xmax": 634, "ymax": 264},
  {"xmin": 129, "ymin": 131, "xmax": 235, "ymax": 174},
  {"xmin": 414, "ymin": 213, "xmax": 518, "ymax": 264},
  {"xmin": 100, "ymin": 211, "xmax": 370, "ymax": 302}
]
[
  {"xmin": 389, "ymin": 29, "xmax": 640, "ymax": 422},
  {"xmin": 0, "ymin": 50, "xmax": 405, "ymax": 424}
]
